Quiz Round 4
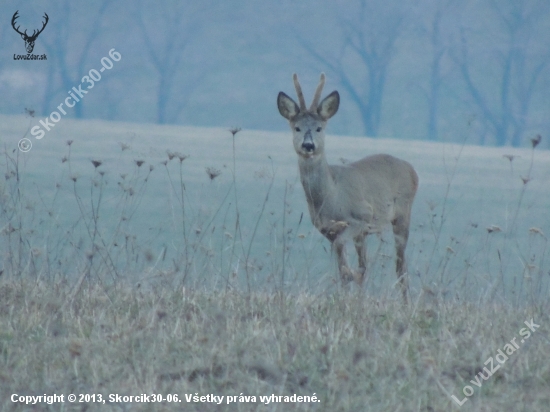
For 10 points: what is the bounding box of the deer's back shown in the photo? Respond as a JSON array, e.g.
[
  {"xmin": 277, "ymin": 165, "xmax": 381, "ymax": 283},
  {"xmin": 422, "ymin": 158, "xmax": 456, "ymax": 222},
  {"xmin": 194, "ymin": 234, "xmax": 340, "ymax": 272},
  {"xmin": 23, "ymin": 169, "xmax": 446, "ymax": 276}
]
[
  {"xmin": 327, "ymin": 154, "xmax": 418, "ymax": 226},
  {"xmin": 351, "ymin": 154, "xmax": 417, "ymax": 195}
]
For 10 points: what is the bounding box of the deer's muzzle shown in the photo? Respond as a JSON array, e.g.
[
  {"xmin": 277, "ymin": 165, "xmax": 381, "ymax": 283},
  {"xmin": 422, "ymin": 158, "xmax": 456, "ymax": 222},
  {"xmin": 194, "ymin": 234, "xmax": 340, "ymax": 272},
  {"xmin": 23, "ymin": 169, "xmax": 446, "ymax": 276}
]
[{"xmin": 302, "ymin": 130, "xmax": 315, "ymax": 152}]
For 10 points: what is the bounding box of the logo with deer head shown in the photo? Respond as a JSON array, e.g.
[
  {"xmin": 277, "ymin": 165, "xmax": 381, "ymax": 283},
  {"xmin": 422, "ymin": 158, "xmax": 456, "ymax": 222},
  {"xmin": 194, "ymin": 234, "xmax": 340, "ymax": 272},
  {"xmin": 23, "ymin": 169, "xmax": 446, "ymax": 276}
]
[{"xmin": 11, "ymin": 11, "xmax": 49, "ymax": 54}]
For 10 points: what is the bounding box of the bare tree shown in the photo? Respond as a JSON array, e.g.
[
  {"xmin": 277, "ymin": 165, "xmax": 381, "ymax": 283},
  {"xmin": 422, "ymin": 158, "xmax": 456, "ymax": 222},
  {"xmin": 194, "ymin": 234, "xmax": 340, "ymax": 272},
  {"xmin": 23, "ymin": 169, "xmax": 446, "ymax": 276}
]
[
  {"xmin": 451, "ymin": 0, "xmax": 550, "ymax": 146},
  {"xmin": 41, "ymin": 0, "xmax": 115, "ymax": 118},
  {"xmin": 413, "ymin": 0, "xmax": 460, "ymax": 141},
  {"xmin": 0, "ymin": 14, "xmax": 11, "ymax": 74},
  {"xmin": 297, "ymin": 0, "xmax": 409, "ymax": 137},
  {"xmin": 136, "ymin": 0, "xmax": 208, "ymax": 124}
]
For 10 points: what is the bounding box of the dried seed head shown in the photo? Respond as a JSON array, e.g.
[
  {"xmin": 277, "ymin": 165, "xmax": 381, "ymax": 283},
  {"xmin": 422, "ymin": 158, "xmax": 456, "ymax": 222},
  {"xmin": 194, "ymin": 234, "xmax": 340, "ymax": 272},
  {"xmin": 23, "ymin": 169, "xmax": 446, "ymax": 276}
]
[
  {"xmin": 25, "ymin": 107, "xmax": 35, "ymax": 117},
  {"xmin": 229, "ymin": 127, "xmax": 241, "ymax": 137},
  {"xmin": 135, "ymin": 160, "xmax": 145, "ymax": 168},
  {"xmin": 530, "ymin": 134, "xmax": 541, "ymax": 148},
  {"xmin": 206, "ymin": 167, "xmax": 221, "ymax": 181},
  {"xmin": 167, "ymin": 150, "xmax": 176, "ymax": 161},
  {"xmin": 91, "ymin": 160, "xmax": 102, "ymax": 168},
  {"xmin": 66, "ymin": 140, "xmax": 73, "ymax": 146},
  {"xmin": 486, "ymin": 225, "xmax": 502, "ymax": 233},
  {"xmin": 119, "ymin": 142, "xmax": 130, "ymax": 151}
]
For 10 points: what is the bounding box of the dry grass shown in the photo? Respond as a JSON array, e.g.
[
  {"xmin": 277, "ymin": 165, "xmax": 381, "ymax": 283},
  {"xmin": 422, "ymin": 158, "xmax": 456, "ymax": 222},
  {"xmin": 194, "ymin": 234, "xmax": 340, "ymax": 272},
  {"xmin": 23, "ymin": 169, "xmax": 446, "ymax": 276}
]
[
  {"xmin": 1, "ymin": 279, "xmax": 549, "ymax": 411},
  {"xmin": 1, "ymin": 116, "xmax": 550, "ymax": 411}
]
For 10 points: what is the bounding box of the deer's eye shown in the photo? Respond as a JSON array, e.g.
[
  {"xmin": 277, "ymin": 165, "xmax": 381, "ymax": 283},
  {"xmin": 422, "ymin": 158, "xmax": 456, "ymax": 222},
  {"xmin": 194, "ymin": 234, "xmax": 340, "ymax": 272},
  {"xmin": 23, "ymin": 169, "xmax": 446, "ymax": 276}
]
[
  {"xmin": 316, "ymin": 127, "xmax": 322, "ymax": 132},
  {"xmin": 295, "ymin": 127, "xmax": 301, "ymax": 132}
]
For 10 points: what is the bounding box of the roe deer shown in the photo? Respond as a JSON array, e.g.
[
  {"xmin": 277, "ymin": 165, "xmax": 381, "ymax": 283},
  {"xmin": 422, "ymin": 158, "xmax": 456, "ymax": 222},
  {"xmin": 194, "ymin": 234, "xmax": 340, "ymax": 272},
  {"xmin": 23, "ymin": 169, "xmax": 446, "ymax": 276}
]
[{"xmin": 277, "ymin": 73, "xmax": 418, "ymax": 303}]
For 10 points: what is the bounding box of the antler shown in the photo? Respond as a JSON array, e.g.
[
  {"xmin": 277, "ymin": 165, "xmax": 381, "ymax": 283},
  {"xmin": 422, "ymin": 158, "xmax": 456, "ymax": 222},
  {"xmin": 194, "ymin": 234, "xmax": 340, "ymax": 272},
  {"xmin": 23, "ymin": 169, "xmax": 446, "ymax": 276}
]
[
  {"xmin": 11, "ymin": 11, "xmax": 25, "ymax": 36},
  {"xmin": 293, "ymin": 73, "xmax": 307, "ymax": 111},
  {"xmin": 309, "ymin": 73, "xmax": 326, "ymax": 111},
  {"xmin": 11, "ymin": 11, "xmax": 48, "ymax": 39},
  {"xmin": 33, "ymin": 13, "xmax": 49, "ymax": 38}
]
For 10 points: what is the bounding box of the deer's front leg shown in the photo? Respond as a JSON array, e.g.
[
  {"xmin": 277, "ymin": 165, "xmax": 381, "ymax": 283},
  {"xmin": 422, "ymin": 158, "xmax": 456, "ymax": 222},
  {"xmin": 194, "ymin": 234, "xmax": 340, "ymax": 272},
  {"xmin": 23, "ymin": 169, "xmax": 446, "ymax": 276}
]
[
  {"xmin": 334, "ymin": 239, "xmax": 355, "ymax": 284},
  {"xmin": 320, "ymin": 219, "xmax": 349, "ymax": 242}
]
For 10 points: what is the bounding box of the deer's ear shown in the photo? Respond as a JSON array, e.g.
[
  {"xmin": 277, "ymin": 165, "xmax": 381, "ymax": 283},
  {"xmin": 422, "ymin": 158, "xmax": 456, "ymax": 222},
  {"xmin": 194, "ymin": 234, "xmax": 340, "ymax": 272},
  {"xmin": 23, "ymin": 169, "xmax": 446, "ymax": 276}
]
[
  {"xmin": 317, "ymin": 91, "xmax": 339, "ymax": 120},
  {"xmin": 278, "ymin": 92, "xmax": 300, "ymax": 120}
]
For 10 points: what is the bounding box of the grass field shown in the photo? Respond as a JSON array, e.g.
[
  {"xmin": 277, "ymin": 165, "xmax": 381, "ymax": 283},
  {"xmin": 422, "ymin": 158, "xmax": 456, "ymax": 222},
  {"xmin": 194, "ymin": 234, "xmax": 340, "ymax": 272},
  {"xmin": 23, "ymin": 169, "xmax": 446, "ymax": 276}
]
[
  {"xmin": 1, "ymin": 281, "xmax": 549, "ymax": 411},
  {"xmin": 0, "ymin": 114, "xmax": 549, "ymax": 410}
]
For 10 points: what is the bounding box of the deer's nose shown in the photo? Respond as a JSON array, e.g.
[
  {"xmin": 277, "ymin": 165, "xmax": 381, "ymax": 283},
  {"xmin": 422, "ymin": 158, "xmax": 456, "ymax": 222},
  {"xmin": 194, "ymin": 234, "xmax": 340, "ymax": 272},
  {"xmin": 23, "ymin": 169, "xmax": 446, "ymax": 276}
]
[
  {"xmin": 302, "ymin": 130, "xmax": 315, "ymax": 152},
  {"xmin": 302, "ymin": 142, "xmax": 315, "ymax": 152}
]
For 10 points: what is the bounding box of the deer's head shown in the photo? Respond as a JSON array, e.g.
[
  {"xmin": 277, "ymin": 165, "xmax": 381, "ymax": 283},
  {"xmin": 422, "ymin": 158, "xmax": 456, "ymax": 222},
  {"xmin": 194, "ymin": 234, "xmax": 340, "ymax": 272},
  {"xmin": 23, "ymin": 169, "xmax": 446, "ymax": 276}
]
[
  {"xmin": 12, "ymin": 11, "xmax": 49, "ymax": 54},
  {"xmin": 278, "ymin": 73, "xmax": 339, "ymax": 159}
]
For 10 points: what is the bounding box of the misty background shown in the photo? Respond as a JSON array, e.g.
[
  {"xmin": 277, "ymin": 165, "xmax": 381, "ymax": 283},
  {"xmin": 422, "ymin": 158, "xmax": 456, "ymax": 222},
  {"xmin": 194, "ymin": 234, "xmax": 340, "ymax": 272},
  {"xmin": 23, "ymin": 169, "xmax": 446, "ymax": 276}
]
[{"xmin": 1, "ymin": 0, "xmax": 549, "ymax": 147}]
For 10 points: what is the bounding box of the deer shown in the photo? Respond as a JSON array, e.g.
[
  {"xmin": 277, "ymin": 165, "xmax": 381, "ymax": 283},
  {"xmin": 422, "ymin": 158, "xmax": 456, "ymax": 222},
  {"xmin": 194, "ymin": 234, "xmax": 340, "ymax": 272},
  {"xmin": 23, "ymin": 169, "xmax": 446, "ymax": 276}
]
[
  {"xmin": 11, "ymin": 11, "xmax": 49, "ymax": 54},
  {"xmin": 277, "ymin": 73, "xmax": 418, "ymax": 303}
]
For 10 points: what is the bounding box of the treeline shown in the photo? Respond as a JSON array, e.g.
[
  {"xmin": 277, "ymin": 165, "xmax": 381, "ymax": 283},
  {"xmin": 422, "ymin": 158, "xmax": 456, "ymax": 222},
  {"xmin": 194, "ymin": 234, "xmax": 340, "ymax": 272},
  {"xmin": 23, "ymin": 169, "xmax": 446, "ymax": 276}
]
[{"xmin": 0, "ymin": 0, "xmax": 549, "ymax": 147}]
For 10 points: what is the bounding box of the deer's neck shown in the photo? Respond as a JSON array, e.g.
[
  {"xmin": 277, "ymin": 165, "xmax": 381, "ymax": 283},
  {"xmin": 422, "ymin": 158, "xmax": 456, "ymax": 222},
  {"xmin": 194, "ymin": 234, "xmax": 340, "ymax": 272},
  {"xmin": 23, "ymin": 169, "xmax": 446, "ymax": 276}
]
[{"xmin": 298, "ymin": 154, "xmax": 335, "ymax": 210}]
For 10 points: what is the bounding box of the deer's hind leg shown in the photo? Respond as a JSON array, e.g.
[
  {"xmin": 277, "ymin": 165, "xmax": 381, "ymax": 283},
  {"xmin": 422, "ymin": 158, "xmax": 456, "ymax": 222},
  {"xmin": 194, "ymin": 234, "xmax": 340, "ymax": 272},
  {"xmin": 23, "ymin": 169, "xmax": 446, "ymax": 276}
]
[
  {"xmin": 353, "ymin": 234, "xmax": 367, "ymax": 285},
  {"xmin": 392, "ymin": 215, "xmax": 410, "ymax": 304}
]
